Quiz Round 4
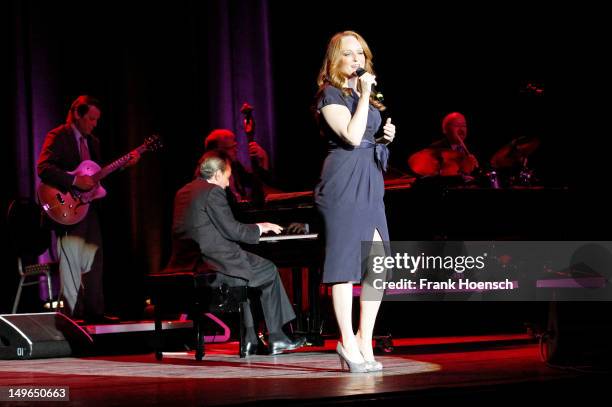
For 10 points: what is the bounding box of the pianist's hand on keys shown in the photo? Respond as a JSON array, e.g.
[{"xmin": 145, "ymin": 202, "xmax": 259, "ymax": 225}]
[{"xmin": 257, "ymin": 222, "xmax": 283, "ymax": 235}]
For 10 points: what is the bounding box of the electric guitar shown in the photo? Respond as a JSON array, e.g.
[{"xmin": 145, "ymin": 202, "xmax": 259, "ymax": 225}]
[{"xmin": 37, "ymin": 134, "xmax": 162, "ymax": 225}]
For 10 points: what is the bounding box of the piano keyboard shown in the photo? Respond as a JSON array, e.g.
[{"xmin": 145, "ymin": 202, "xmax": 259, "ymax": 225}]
[{"xmin": 260, "ymin": 233, "xmax": 319, "ymax": 242}]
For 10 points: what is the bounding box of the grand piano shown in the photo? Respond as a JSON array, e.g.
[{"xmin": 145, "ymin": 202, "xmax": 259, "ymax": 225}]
[
  {"xmin": 237, "ymin": 191, "xmax": 324, "ymax": 344},
  {"xmin": 236, "ymin": 176, "xmax": 574, "ymax": 343}
]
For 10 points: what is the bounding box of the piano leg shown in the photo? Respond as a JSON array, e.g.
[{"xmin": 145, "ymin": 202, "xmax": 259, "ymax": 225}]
[
  {"xmin": 292, "ymin": 267, "xmax": 304, "ymax": 332},
  {"xmin": 308, "ymin": 266, "xmax": 324, "ymax": 346},
  {"xmin": 154, "ymin": 301, "xmax": 163, "ymax": 361},
  {"xmin": 288, "ymin": 266, "xmax": 324, "ymax": 346}
]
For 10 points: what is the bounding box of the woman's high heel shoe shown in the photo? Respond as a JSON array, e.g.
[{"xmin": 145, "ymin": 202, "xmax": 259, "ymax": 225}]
[
  {"xmin": 355, "ymin": 336, "xmax": 383, "ymax": 372},
  {"xmin": 337, "ymin": 343, "xmax": 368, "ymax": 373},
  {"xmin": 364, "ymin": 359, "xmax": 383, "ymax": 372}
]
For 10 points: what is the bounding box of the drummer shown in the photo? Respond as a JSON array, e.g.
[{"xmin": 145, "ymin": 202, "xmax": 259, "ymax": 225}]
[{"xmin": 408, "ymin": 112, "xmax": 479, "ymax": 177}]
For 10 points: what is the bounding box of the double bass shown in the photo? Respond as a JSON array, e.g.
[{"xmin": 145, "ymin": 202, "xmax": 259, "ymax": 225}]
[{"xmin": 240, "ymin": 102, "xmax": 266, "ymax": 206}]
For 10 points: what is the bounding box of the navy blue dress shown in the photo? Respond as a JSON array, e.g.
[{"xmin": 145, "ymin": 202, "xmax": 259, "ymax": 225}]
[{"xmin": 315, "ymin": 85, "xmax": 390, "ymax": 283}]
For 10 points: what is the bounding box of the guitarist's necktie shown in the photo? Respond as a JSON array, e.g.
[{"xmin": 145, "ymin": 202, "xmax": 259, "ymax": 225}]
[
  {"xmin": 80, "ymin": 136, "xmax": 91, "ymax": 161},
  {"xmin": 451, "ymin": 144, "xmax": 464, "ymax": 154}
]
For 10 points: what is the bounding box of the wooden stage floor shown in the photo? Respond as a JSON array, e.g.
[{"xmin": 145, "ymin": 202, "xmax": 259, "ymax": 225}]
[{"xmin": 0, "ymin": 334, "xmax": 609, "ymax": 406}]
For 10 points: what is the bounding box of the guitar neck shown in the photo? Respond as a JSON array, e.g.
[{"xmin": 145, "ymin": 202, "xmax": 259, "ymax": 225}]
[{"xmin": 94, "ymin": 144, "xmax": 148, "ymax": 182}]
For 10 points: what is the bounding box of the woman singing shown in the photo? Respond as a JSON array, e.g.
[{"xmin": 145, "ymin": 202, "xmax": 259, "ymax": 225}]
[{"xmin": 314, "ymin": 31, "xmax": 396, "ymax": 373}]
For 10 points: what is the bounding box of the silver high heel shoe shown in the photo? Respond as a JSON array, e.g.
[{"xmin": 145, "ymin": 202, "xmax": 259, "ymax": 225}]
[
  {"xmin": 364, "ymin": 359, "xmax": 383, "ymax": 372},
  {"xmin": 356, "ymin": 336, "xmax": 383, "ymax": 372},
  {"xmin": 336, "ymin": 343, "xmax": 368, "ymax": 373}
]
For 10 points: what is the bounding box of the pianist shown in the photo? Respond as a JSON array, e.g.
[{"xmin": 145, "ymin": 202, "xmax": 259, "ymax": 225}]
[{"xmin": 166, "ymin": 150, "xmax": 306, "ymax": 356}]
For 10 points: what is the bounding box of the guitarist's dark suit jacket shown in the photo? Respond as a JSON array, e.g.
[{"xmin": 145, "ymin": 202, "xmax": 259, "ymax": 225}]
[
  {"xmin": 165, "ymin": 177, "xmax": 295, "ymax": 339},
  {"xmin": 37, "ymin": 123, "xmax": 105, "ymax": 319},
  {"xmin": 38, "ymin": 124, "xmax": 101, "ymax": 192}
]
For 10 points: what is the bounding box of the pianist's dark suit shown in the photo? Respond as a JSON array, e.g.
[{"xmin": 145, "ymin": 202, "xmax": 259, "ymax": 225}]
[{"xmin": 165, "ymin": 177, "xmax": 296, "ymax": 342}]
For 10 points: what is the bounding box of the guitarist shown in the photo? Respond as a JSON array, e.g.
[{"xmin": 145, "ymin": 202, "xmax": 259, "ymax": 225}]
[{"xmin": 37, "ymin": 95, "xmax": 139, "ymax": 323}]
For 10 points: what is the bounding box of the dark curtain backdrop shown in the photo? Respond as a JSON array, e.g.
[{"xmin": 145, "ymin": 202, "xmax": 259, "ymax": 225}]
[
  {"xmin": 2, "ymin": 1, "xmax": 608, "ymax": 315},
  {"xmin": 2, "ymin": 0, "xmax": 277, "ymax": 316}
]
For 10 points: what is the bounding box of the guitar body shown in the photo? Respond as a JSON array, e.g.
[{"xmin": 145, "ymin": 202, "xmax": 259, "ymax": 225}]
[{"xmin": 37, "ymin": 160, "xmax": 107, "ymax": 226}]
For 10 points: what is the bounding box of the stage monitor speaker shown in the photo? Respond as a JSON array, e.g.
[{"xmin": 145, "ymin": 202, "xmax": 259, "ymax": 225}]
[{"xmin": 0, "ymin": 312, "xmax": 93, "ymax": 359}]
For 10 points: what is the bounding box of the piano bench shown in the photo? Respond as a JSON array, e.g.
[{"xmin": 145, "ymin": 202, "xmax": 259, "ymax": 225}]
[{"xmin": 147, "ymin": 271, "xmax": 248, "ymax": 361}]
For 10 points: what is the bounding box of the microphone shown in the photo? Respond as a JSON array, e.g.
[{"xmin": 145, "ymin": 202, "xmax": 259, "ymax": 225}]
[{"xmin": 355, "ymin": 68, "xmax": 384, "ymax": 102}]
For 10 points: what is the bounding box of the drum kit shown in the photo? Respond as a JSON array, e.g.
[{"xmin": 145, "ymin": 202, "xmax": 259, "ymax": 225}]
[{"xmin": 408, "ymin": 136, "xmax": 540, "ymax": 188}]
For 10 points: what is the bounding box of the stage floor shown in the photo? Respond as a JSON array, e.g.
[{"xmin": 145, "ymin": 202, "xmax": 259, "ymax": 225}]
[{"xmin": 0, "ymin": 334, "xmax": 607, "ymax": 406}]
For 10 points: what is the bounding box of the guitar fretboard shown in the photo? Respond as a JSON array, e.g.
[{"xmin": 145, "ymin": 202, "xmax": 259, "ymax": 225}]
[{"xmin": 94, "ymin": 144, "xmax": 149, "ymax": 182}]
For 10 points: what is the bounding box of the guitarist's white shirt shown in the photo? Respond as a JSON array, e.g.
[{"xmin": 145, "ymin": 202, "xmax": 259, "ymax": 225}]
[{"xmin": 71, "ymin": 124, "xmax": 90, "ymax": 161}]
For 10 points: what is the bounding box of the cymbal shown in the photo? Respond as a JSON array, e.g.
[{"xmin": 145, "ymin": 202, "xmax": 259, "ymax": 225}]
[
  {"xmin": 408, "ymin": 148, "xmax": 476, "ymax": 177},
  {"xmin": 490, "ymin": 136, "xmax": 540, "ymax": 169}
]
